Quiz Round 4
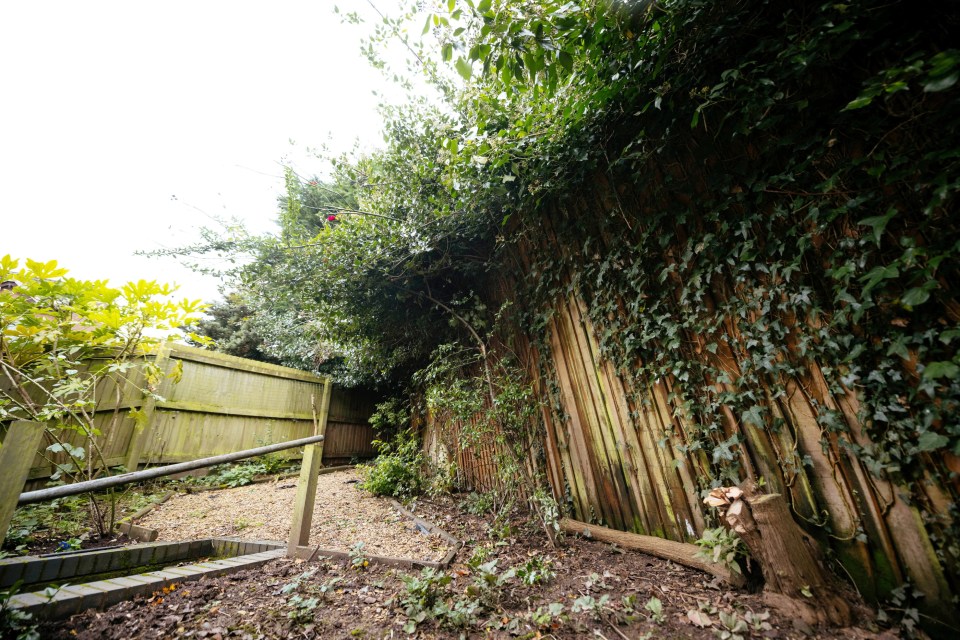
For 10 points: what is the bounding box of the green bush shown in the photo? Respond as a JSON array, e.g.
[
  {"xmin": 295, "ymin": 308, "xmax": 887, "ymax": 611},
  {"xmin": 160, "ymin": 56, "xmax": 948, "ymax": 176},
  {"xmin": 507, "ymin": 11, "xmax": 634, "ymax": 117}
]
[{"xmin": 360, "ymin": 436, "xmax": 425, "ymax": 499}]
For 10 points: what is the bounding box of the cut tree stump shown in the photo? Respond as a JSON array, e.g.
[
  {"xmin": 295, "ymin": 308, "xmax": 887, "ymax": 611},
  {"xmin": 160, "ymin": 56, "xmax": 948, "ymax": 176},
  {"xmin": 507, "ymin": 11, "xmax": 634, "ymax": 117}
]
[{"xmin": 710, "ymin": 485, "xmax": 852, "ymax": 627}]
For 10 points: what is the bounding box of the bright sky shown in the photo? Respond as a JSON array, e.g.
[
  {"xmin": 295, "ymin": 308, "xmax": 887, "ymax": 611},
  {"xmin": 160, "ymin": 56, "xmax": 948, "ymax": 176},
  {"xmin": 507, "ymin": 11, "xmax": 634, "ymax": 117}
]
[{"xmin": 0, "ymin": 1, "xmax": 411, "ymax": 303}]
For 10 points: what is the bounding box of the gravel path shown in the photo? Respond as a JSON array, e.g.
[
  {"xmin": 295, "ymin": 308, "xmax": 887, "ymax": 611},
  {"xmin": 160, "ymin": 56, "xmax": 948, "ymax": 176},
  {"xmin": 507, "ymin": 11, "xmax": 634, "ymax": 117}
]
[{"xmin": 136, "ymin": 468, "xmax": 450, "ymax": 562}]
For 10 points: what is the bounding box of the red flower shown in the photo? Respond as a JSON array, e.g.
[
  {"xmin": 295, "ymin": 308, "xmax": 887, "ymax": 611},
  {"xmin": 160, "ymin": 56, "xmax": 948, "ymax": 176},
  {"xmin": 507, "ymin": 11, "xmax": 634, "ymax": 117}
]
[{"xmin": 327, "ymin": 215, "xmax": 337, "ymax": 222}]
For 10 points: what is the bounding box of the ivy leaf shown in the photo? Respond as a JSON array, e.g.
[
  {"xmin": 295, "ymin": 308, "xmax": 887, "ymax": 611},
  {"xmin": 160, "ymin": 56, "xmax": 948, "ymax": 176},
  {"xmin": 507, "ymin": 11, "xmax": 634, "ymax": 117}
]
[
  {"xmin": 858, "ymin": 208, "xmax": 896, "ymax": 246},
  {"xmin": 916, "ymin": 432, "xmax": 948, "ymax": 452},
  {"xmin": 741, "ymin": 405, "xmax": 765, "ymax": 428},
  {"xmin": 922, "ymin": 361, "xmax": 959, "ymax": 381}
]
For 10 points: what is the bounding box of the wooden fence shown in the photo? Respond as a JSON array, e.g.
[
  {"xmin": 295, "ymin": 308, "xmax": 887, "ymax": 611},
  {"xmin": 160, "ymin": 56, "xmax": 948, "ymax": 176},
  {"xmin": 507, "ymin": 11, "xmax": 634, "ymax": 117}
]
[
  {"xmin": 418, "ymin": 188, "xmax": 958, "ymax": 628},
  {"xmin": 1, "ymin": 344, "xmax": 376, "ymax": 482}
]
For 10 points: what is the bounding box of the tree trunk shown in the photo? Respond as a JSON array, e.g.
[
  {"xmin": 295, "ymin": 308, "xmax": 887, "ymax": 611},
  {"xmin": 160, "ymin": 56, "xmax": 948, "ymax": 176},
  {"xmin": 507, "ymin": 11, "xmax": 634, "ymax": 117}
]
[{"xmin": 728, "ymin": 488, "xmax": 852, "ymax": 627}]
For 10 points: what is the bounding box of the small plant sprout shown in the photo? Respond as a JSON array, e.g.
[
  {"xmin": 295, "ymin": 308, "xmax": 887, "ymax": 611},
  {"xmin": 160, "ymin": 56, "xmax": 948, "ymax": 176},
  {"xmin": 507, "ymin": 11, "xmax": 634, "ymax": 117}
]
[
  {"xmin": 644, "ymin": 596, "xmax": 665, "ymax": 623},
  {"xmin": 349, "ymin": 542, "xmax": 369, "ymax": 570}
]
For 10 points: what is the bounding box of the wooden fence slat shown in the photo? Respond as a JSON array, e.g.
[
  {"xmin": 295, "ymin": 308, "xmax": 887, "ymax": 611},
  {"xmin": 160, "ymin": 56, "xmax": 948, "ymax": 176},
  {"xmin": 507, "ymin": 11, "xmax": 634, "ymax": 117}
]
[
  {"xmin": 0, "ymin": 421, "xmax": 45, "ymax": 548},
  {"xmin": 124, "ymin": 344, "xmax": 171, "ymax": 472}
]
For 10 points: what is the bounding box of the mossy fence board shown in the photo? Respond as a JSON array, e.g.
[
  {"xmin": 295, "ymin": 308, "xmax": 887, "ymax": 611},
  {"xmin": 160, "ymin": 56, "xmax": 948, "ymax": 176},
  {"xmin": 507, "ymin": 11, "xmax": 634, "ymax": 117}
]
[{"xmin": 3, "ymin": 344, "xmax": 376, "ymax": 482}]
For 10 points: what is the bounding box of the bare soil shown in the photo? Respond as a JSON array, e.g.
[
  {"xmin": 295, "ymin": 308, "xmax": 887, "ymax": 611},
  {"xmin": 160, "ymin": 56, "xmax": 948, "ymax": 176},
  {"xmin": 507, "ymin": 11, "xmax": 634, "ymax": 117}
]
[{"xmin": 38, "ymin": 485, "xmax": 899, "ymax": 640}]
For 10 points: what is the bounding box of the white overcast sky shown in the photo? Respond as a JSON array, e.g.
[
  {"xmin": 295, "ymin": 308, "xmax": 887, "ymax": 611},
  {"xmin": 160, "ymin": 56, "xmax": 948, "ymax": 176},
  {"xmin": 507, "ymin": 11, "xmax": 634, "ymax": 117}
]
[{"xmin": 0, "ymin": 0, "xmax": 414, "ymax": 303}]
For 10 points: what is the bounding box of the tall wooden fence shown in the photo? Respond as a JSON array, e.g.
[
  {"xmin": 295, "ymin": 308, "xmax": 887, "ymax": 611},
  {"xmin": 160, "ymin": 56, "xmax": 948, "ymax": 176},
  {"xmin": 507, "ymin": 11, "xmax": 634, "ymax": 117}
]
[
  {"xmin": 1, "ymin": 344, "xmax": 376, "ymax": 482},
  {"xmin": 419, "ymin": 193, "xmax": 958, "ymax": 628}
]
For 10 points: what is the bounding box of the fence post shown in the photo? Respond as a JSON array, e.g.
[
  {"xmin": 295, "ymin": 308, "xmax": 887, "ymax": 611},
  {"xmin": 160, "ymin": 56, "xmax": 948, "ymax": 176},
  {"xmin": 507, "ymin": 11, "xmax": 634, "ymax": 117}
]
[
  {"xmin": 0, "ymin": 421, "xmax": 45, "ymax": 548},
  {"xmin": 314, "ymin": 379, "xmax": 333, "ymax": 460},
  {"xmin": 287, "ymin": 443, "xmax": 323, "ymax": 556},
  {"xmin": 124, "ymin": 344, "xmax": 171, "ymax": 471}
]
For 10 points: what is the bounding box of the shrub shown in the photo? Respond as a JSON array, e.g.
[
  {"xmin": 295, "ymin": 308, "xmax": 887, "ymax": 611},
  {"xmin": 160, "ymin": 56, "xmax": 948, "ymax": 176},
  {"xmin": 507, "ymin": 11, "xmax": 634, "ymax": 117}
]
[{"xmin": 360, "ymin": 436, "xmax": 424, "ymax": 499}]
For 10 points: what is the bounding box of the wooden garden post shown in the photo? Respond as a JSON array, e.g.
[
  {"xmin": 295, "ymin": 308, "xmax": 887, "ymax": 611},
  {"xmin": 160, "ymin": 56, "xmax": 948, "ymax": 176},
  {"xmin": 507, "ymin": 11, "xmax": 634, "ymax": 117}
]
[
  {"xmin": 313, "ymin": 379, "xmax": 332, "ymax": 460},
  {"xmin": 0, "ymin": 421, "xmax": 45, "ymax": 548},
  {"xmin": 287, "ymin": 443, "xmax": 323, "ymax": 556}
]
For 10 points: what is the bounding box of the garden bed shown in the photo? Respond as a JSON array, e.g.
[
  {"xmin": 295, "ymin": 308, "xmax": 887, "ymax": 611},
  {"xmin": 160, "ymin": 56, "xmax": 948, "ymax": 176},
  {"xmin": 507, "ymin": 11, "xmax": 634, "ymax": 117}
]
[{"xmin": 36, "ymin": 492, "xmax": 899, "ymax": 640}]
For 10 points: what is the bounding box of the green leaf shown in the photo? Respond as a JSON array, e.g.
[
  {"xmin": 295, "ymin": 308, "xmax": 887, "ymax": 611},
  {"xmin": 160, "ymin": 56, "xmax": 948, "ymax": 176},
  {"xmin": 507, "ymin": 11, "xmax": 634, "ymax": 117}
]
[
  {"xmin": 455, "ymin": 56, "xmax": 473, "ymax": 80},
  {"xmin": 922, "ymin": 361, "xmax": 959, "ymax": 381},
  {"xmin": 842, "ymin": 95, "xmax": 874, "ymax": 111},
  {"xmin": 558, "ymin": 51, "xmax": 573, "ymax": 73},
  {"xmin": 900, "ymin": 287, "xmax": 930, "ymax": 308},
  {"xmin": 916, "ymin": 432, "xmax": 949, "ymax": 452},
  {"xmin": 924, "ymin": 72, "xmax": 958, "ymax": 92},
  {"xmin": 858, "ymin": 208, "xmax": 896, "ymax": 246}
]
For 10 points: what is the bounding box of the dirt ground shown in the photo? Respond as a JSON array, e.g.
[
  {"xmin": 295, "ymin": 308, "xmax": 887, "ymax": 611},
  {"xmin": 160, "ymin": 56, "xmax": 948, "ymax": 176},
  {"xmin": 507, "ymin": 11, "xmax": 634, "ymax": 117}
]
[{"xmin": 37, "ymin": 478, "xmax": 900, "ymax": 640}]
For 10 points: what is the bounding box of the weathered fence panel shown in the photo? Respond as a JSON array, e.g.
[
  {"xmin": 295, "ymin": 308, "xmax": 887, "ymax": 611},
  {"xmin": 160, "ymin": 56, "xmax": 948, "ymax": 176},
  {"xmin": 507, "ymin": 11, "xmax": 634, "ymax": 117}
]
[
  {"xmin": 3, "ymin": 344, "xmax": 377, "ymax": 481},
  {"xmin": 419, "ymin": 185, "xmax": 958, "ymax": 628},
  {"xmin": 321, "ymin": 387, "xmax": 379, "ymax": 465}
]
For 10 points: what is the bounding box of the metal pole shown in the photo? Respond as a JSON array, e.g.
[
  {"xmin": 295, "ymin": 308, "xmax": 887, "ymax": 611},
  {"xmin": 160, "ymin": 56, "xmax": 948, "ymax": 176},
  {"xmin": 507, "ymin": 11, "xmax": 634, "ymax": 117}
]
[{"xmin": 17, "ymin": 434, "xmax": 325, "ymax": 505}]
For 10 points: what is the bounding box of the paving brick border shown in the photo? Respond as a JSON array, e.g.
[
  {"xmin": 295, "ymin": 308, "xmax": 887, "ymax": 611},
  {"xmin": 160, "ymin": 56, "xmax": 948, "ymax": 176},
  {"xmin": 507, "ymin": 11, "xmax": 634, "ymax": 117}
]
[{"xmin": 1, "ymin": 537, "xmax": 284, "ymax": 620}]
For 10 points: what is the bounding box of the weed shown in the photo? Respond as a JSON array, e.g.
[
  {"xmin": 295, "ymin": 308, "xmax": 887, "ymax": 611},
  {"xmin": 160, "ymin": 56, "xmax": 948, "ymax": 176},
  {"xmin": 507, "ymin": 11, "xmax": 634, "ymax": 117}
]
[
  {"xmin": 398, "ymin": 568, "xmax": 452, "ymax": 633},
  {"xmin": 514, "ymin": 556, "xmax": 555, "ymax": 586},
  {"xmin": 570, "ymin": 594, "xmax": 610, "ymax": 620},
  {"xmin": 280, "ymin": 569, "xmax": 340, "ymax": 623},
  {"xmin": 56, "ymin": 538, "xmax": 83, "ymax": 552},
  {"xmin": 527, "ymin": 487, "xmax": 562, "ymax": 547},
  {"xmin": 644, "ymin": 596, "xmax": 665, "ymax": 624},
  {"xmin": 694, "ymin": 527, "xmax": 749, "ymax": 576},
  {"xmin": 360, "ymin": 435, "xmax": 425, "ymax": 500},
  {"xmin": 877, "ymin": 582, "xmax": 924, "ymax": 638},
  {"xmin": 466, "ymin": 544, "xmax": 493, "ymax": 569},
  {"xmin": 583, "ymin": 571, "xmax": 611, "ymax": 591},
  {"xmin": 528, "ymin": 602, "xmax": 565, "ymax": 630},
  {"xmin": 743, "ymin": 610, "xmax": 773, "ymax": 633},
  {"xmin": 459, "ymin": 491, "xmax": 494, "ymax": 515},
  {"xmin": 279, "ymin": 569, "xmax": 317, "ymax": 594},
  {"xmin": 205, "ymin": 462, "xmax": 266, "ymax": 488},
  {"xmin": 349, "ymin": 542, "xmax": 369, "ymax": 571},
  {"xmin": 1, "ymin": 582, "xmax": 39, "ymax": 640},
  {"xmin": 716, "ymin": 609, "xmax": 750, "ymax": 640},
  {"xmin": 286, "ymin": 594, "xmax": 320, "ymax": 623},
  {"xmin": 465, "ymin": 559, "xmax": 514, "ymax": 609},
  {"xmin": 4, "ymin": 496, "xmax": 87, "ymax": 549},
  {"xmin": 233, "ymin": 518, "xmax": 262, "ymax": 532}
]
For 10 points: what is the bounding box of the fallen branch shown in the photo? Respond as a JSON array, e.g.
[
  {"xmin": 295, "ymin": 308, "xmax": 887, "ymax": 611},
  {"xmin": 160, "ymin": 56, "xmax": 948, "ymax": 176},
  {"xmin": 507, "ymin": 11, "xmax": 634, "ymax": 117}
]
[{"xmin": 559, "ymin": 518, "xmax": 745, "ymax": 587}]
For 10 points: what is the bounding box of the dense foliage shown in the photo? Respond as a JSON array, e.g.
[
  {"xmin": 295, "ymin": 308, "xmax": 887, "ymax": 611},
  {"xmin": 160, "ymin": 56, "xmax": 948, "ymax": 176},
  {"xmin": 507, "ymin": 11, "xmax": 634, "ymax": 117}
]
[{"xmin": 174, "ymin": 0, "xmax": 958, "ymax": 572}]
